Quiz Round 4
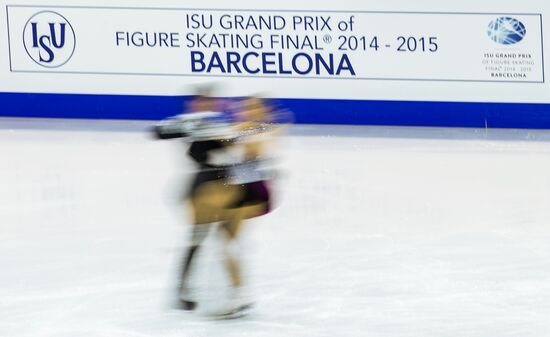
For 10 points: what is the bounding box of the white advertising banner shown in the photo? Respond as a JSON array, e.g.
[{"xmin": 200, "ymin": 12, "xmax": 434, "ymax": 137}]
[{"xmin": 6, "ymin": 6, "xmax": 545, "ymax": 82}]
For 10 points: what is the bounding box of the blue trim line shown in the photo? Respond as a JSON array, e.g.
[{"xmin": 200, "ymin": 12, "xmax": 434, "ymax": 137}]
[{"xmin": 1, "ymin": 92, "xmax": 550, "ymax": 129}]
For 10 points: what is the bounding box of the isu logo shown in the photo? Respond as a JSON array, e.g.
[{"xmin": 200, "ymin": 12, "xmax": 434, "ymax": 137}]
[
  {"xmin": 23, "ymin": 11, "xmax": 76, "ymax": 68},
  {"xmin": 487, "ymin": 17, "xmax": 527, "ymax": 45}
]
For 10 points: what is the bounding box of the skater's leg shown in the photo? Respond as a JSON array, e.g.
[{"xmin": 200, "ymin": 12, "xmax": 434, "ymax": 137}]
[
  {"xmin": 220, "ymin": 217, "xmax": 244, "ymax": 288},
  {"xmin": 207, "ymin": 218, "xmax": 254, "ymax": 317},
  {"xmin": 178, "ymin": 223, "xmax": 211, "ymax": 310},
  {"xmin": 225, "ymin": 242, "xmax": 243, "ymax": 288}
]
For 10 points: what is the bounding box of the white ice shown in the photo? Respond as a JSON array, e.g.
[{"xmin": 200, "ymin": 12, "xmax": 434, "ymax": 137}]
[{"xmin": 1, "ymin": 118, "xmax": 550, "ymax": 337}]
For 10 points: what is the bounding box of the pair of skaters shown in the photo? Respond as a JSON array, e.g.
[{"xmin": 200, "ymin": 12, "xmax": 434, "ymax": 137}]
[{"xmin": 154, "ymin": 93, "xmax": 278, "ymax": 316}]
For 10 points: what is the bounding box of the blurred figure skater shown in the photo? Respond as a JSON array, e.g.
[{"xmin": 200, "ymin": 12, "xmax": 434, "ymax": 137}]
[
  {"xmin": 212, "ymin": 97, "xmax": 279, "ymax": 315},
  {"xmin": 154, "ymin": 92, "xmax": 281, "ymax": 317},
  {"xmin": 154, "ymin": 87, "xmax": 232, "ymax": 310}
]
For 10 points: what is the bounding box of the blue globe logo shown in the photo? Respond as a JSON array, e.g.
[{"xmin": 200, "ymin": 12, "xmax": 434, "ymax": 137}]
[{"xmin": 487, "ymin": 17, "xmax": 527, "ymax": 45}]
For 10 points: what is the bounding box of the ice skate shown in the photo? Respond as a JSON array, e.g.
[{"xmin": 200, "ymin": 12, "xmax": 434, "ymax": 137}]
[
  {"xmin": 176, "ymin": 284, "xmax": 197, "ymax": 311},
  {"xmin": 208, "ymin": 287, "xmax": 254, "ymax": 319}
]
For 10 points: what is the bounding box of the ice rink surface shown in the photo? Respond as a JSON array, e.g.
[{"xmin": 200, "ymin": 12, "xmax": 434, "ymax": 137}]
[{"xmin": 1, "ymin": 118, "xmax": 550, "ymax": 337}]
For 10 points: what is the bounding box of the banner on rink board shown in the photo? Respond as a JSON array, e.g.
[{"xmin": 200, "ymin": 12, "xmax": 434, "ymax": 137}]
[{"xmin": 6, "ymin": 6, "xmax": 545, "ymax": 83}]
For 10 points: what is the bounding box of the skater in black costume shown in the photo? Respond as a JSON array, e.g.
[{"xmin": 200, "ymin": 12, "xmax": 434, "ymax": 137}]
[{"xmin": 154, "ymin": 91, "xmax": 232, "ymax": 311}]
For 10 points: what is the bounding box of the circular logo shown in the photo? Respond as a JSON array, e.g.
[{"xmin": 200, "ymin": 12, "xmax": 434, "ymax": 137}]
[
  {"xmin": 23, "ymin": 11, "xmax": 76, "ymax": 68},
  {"xmin": 487, "ymin": 17, "xmax": 527, "ymax": 45}
]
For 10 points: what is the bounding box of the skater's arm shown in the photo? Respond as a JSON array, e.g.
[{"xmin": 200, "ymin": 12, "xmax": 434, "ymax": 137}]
[{"xmin": 152, "ymin": 122, "xmax": 189, "ymax": 140}]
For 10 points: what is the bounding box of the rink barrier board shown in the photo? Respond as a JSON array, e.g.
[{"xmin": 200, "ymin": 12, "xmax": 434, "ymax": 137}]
[{"xmin": 2, "ymin": 92, "xmax": 550, "ymax": 129}]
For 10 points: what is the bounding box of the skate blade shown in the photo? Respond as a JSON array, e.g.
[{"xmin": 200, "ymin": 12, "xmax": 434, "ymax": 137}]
[{"xmin": 208, "ymin": 303, "xmax": 253, "ymax": 320}]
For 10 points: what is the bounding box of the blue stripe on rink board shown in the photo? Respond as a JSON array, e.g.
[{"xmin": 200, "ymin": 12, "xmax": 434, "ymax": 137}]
[{"xmin": 2, "ymin": 92, "xmax": 550, "ymax": 129}]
